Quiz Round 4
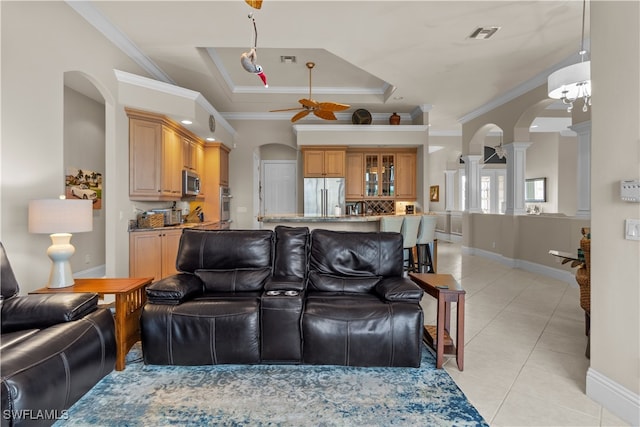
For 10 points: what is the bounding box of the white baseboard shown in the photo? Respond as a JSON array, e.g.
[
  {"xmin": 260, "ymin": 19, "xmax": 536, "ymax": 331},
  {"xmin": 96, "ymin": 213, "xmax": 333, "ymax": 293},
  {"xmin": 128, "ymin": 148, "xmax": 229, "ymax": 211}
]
[
  {"xmin": 587, "ymin": 367, "xmax": 640, "ymax": 426},
  {"xmin": 461, "ymin": 246, "xmax": 577, "ymax": 287},
  {"xmin": 435, "ymin": 231, "xmax": 462, "ymax": 244},
  {"xmin": 73, "ymin": 264, "xmax": 106, "ymax": 278}
]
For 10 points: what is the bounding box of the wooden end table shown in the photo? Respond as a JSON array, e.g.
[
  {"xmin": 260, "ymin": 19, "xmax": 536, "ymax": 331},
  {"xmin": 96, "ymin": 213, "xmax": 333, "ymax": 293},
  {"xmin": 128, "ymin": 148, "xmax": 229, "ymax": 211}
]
[
  {"xmin": 409, "ymin": 273, "xmax": 465, "ymax": 370},
  {"xmin": 31, "ymin": 277, "xmax": 152, "ymax": 371}
]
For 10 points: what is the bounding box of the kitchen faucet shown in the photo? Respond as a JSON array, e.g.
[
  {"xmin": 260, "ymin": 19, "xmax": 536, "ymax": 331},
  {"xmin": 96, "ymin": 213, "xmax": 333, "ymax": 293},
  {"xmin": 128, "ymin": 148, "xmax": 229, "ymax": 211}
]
[{"xmin": 354, "ymin": 200, "xmax": 367, "ymax": 216}]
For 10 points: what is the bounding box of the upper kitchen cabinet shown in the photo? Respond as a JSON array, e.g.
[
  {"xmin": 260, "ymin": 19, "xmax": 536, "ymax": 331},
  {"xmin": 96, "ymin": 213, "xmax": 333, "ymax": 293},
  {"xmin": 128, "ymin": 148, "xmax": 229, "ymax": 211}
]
[
  {"xmin": 127, "ymin": 108, "xmax": 205, "ymax": 201},
  {"xmin": 346, "ymin": 148, "xmax": 417, "ymax": 201},
  {"xmin": 345, "ymin": 152, "xmax": 365, "ymax": 199},
  {"xmin": 302, "ymin": 147, "xmax": 346, "ymax": 177},
  {"xmin": 395, "ymin": 151, "xmax": 417, "ymax": 199}
]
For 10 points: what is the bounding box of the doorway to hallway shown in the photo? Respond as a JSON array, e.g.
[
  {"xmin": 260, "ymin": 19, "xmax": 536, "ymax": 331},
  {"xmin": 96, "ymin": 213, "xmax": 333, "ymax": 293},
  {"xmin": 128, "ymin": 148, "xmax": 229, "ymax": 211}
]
[{"xmin": 261, "ymin": 160, "xmax": 297, "ymax": 216}]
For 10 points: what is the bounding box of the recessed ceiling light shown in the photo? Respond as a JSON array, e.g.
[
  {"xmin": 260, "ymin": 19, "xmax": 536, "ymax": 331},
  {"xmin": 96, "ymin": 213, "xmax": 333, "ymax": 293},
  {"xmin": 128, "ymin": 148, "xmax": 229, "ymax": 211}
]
[
  {"xmin": 181, "ymin": 119, "xmax": 192, "ymax": 125},
  {"xmin": 206, "ymin": 137, "xmax": 216, "ymax": 141}
]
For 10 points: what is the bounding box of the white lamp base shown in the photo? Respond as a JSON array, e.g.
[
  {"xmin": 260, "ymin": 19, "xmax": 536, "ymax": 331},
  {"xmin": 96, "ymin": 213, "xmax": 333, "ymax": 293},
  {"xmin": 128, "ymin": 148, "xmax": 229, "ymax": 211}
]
[{"xmin": 46, "ymin": 233, "xmax": 76, "ymax": 288}]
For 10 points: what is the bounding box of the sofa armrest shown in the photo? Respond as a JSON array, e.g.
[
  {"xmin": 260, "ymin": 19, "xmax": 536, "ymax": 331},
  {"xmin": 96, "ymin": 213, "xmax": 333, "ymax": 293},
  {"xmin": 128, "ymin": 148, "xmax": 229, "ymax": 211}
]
[
  {"xmin": 1, "ymin": 293, "xmax": 98, "ymax": 333},
  {"xmin": 375, "ymin": 277, "xmax": 423, "ymax": 302},
  {"xmin": 146, "ymin": 273, "xmax": 203, "ymax": 305},
  {"xmin": 265, "ymin": 275, "xmax": 305, "ymax": 292}
]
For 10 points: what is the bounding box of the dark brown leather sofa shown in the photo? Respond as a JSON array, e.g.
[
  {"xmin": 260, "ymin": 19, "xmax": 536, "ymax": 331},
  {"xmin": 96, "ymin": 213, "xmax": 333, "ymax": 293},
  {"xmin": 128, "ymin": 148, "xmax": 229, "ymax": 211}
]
[
  {"xmin": 0, "ymin": 243, "xmax": 116, "ymax": 427},
  {"xmin": 141, "ymin": 226, "xmax": 424, "ymax": 367}
]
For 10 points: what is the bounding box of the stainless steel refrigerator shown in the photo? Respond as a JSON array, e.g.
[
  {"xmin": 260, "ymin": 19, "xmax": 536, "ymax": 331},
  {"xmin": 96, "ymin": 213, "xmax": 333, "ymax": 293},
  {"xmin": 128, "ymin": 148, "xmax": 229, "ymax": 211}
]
[{"xmin": 304, "ymin": 178, "xmax": 345, "ymax": 216}]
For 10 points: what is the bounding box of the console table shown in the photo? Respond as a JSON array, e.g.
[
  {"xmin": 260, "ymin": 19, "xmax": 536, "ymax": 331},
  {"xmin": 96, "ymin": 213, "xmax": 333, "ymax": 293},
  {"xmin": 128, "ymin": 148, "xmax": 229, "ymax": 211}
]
[
  {"xmin": 409, "ymin": 273, "xmax": 465, "ymax": 370},
  {"xmin": 31, "ymin": 277, "xmax": 152, "ymax": 370}
]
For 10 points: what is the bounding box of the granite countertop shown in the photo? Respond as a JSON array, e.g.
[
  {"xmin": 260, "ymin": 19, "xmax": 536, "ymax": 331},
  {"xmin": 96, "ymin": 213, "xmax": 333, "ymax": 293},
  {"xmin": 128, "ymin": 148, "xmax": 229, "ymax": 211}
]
[
  {"xmin": 129, "ymin": 221, "xmax": 218, "ymax": 232},
  {"xmin": 259, "ymin": 215, "xmax": 383, "ymax": 223}
]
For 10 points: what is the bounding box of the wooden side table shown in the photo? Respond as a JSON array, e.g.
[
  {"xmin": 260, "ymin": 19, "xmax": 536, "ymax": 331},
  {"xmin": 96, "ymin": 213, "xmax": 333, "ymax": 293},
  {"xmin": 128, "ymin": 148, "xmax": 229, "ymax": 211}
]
[
  {"xmin": 31, "ymin": 277, "xmax": 152, "ymax": 371},
  {"xmin": 409, "ymin": 273, "xmax": 465, "ymax": 370}
]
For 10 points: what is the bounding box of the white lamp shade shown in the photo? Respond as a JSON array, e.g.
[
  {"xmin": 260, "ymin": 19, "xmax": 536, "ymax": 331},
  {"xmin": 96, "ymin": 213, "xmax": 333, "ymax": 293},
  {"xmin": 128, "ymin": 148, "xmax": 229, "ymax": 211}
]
[
  {"xmin": 28, "ymin": 199, "xmax": 93, "ymax": 234},
  {"xmin": 547, "ymin": 61, "xmax": 591, "ymax": 99}
]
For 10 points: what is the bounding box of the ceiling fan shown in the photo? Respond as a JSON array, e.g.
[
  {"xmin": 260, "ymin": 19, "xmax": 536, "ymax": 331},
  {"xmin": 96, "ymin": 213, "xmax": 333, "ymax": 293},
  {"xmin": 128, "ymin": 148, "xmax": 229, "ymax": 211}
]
[
  {"xmin": 270, "ymin": 62, "xmax": 350, "ymax": 123},
  {"xmin": 486, "ymin": 132, "xmax": 507, "ymax": 162}
]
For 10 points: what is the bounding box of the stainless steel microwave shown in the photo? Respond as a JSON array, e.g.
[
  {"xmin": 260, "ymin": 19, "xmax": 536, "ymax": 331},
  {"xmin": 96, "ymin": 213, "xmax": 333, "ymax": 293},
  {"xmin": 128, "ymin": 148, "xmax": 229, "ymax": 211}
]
[{"xmin": 182, "ymin": 170, "xmax": 200, "ymax": 196}]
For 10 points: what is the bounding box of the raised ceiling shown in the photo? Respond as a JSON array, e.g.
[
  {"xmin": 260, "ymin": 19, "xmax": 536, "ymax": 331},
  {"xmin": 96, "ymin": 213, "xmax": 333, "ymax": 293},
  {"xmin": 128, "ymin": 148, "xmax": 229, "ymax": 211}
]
[{"xmin": 70, "ymin": 1, "xmax": 588, "ymax": 134}]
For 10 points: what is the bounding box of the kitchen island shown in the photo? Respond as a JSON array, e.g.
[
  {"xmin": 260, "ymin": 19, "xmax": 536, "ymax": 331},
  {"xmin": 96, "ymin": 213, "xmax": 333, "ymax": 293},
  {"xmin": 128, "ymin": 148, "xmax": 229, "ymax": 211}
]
[{"xmin": 259, "ymin": 215, "xmax": 382, "ymax": 232}]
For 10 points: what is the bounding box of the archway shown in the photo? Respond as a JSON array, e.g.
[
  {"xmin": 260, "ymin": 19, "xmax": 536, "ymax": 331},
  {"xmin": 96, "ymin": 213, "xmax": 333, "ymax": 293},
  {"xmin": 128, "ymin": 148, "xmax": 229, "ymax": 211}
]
[{"xmin": 63, "ymin": 71, "xmax": 114, "ymax": 276}]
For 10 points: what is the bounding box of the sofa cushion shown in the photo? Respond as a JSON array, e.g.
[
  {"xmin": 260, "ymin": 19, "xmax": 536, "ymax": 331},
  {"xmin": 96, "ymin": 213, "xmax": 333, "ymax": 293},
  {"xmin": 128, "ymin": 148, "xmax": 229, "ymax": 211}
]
[
  {"xmin": 307, "ymin": 271, "xmax": 381, "ymax": 293},
  {"xmin": 195, "ymin": 267, "xmax": 271, "ymax": 292},
  {"xmin": 176, "ymin": 229, "xmax": 273, "ymax": 273},
  {"xmin": 309, "ymin": 229, "xmax": 404, "ymax": 278},
  {"xmin": 273, "ymin": 226, "xmax": 309, "ymax": 279}
]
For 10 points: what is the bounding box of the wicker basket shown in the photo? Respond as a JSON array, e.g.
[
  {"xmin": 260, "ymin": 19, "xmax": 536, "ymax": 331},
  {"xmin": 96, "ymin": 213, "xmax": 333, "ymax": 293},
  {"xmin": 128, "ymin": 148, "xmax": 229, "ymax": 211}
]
[
  {"xmin": 137, "ymin": 213, "xmax": 164, "ymax": 229},
  {"xmin": 578, "ymin": 229, "xmax": 591, "ymax": 313}
]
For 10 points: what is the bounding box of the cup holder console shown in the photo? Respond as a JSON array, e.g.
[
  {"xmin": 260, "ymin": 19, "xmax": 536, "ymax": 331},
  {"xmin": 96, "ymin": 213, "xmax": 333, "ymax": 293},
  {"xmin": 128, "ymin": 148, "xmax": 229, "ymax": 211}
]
[{"xmin": 265, "ymin": 290, "xmax": 299, "ymax": 297}]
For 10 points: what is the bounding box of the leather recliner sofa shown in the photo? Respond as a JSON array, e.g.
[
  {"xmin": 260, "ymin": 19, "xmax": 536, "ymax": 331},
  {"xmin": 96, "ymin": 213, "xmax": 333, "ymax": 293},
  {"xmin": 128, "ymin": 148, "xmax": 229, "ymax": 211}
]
[
  {"xmin": 0, "ymin": 243, "xmax": 116, "ymax": 427},
  {"xmin": 141, "ymin": 226, "xmax": 424, "ymax": 368}
]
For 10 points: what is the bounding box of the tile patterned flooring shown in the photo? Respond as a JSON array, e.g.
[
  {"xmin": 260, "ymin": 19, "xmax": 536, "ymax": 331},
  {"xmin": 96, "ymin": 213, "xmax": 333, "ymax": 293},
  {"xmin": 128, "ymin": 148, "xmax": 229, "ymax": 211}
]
[{"xmin": 420, "ymin": 241, "xmax": 630, "ymax": 427}]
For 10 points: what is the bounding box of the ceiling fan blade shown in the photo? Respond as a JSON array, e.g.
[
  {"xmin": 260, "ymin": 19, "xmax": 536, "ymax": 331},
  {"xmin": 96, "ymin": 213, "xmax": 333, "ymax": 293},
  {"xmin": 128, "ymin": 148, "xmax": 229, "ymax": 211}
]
[
  {"xmin": 313, "ymin": 110, "xmax": 338, "ymax": 121},
  {"xmin": 317, "ymin": 102, "xmax": 350, "ymax": 112},
  {"xmin": 291, "ymin": 110, "xmax": 311, "ymax": 122},
  {"xmin": 270, "ymin": 107, "xmax": 305, "ymax": 112},
  {"xmin": 299, "ymin": 98, "xmax": 318, "ymax": 109}
]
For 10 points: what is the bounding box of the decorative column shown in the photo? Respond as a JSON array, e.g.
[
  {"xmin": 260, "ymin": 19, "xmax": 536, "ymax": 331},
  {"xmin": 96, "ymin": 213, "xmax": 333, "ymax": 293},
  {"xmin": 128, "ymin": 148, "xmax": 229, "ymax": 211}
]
[
  {"xmin": 444, "ymin": 170, "xmax": 456, "ymax": 211},
  {"xmin": 461, "ymin": 155, "xmax": 482, "ymax": 213},
  {"xmin": 570, "ymin": 121, "xmax": 591, "ymax": 218},
  {"xmin": 504, "ymin": 142, "xmax": 532, "ymax": 215}
]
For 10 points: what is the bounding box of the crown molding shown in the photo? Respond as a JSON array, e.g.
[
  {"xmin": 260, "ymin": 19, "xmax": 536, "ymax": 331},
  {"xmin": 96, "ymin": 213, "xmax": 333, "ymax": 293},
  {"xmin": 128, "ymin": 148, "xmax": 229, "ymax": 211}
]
[
  {"xmin": 67, "ymin": 1, "xmax": 174, "ymax": 85},
  {"xmin": 114, "ymin": 70, "xmax": 236, "ymax": 137},
  {"xmin": 458, "ymin": 45, "xmax": 591, "ymax": 124},
  {"xmin": 292, "ymin": 124, "xmax": 429, "ymax": 135}
]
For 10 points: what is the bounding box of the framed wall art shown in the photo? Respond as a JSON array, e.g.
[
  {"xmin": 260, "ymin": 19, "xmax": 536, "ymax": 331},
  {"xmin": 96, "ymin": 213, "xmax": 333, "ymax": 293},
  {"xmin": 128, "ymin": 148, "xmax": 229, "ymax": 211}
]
[{"xmin": 430, "ymin": 185, "xmax": 439, "ymax": 202}]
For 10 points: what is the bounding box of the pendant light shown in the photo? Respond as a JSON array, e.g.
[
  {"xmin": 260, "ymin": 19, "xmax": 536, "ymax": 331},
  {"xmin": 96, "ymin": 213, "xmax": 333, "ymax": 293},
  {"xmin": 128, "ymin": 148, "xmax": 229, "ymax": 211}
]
[{"xmin": 548, "ymin": 0, "xmax": 591, "ymax": 113}]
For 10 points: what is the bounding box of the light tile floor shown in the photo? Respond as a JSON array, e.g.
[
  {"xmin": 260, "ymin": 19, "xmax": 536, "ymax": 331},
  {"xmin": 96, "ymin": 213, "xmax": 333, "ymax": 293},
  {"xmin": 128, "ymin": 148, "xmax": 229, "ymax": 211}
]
[{"xmin": 419, "ymin": 241, "xmax": 630, "ymax": 427}]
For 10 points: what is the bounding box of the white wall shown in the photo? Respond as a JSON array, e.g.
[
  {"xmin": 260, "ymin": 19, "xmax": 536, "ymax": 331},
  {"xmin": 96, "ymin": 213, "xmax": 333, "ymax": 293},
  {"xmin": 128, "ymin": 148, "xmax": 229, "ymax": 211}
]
[
  {"xmin": 1, "ymin": 1, "xmax": 148, "ymax": 292},
  {"xmin": 587, "ymin": 1, "xmax": 640, "ymax": 423}
]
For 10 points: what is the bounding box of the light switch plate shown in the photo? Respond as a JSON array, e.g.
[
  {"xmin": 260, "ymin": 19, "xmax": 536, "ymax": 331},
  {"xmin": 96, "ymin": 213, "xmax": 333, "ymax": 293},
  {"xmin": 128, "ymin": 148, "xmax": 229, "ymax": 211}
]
[{"xmin": 625, "ymin": 219, "xmax": 640, "ymax": 240}]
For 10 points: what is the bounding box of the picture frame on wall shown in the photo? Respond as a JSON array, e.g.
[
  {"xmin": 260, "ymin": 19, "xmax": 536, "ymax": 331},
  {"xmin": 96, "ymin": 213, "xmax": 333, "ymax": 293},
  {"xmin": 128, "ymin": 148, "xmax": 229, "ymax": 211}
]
[
  {"xmin": 430, "ymin": 185, "xmax": 439, "ymax": 202},
  {"xmin": 65, "ymin": 167, "xmax": 102, "ymax": 209}
]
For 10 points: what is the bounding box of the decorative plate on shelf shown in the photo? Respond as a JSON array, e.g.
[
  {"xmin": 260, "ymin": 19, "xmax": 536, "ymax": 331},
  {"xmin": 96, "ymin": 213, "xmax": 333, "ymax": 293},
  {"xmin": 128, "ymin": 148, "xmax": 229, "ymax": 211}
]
[{"xmin": 352, "ymin": 109, "xmax": 372, "ymax": 125}]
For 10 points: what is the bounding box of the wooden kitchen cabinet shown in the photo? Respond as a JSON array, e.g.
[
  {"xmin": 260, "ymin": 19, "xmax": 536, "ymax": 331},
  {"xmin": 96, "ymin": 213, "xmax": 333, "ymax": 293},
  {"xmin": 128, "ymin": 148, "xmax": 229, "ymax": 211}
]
[
  {"xmin": 129, "ymin": 228, "xmax": 183, "ymax": 281},
  {"xmin": 346, "ymin": 152, "xmax": 365, "ymax": 199},
  {"xmin": 128, "ymin": 109, "xmax": 186, "ymax": 201},
  {"xmin": 201, "ymin": 142, "xmax": 231, "ymax": 221},
  {"xmin": 395, "ymin": 151, "xmax": 417, "ymax": 199},
  {"xmin": 346, "ymin": 148, "xmax": 416, "ymax": 200},
  {"xmin": 182, "ymin": 135, "xmax": 197, "ymax": 171},
  {"xmin": 302, "ymin": 148, "xmax": 346, "ymax": 177},
  {"xmin": 128, "ymin": 108, "xmax": 209, "ymax": 201}
]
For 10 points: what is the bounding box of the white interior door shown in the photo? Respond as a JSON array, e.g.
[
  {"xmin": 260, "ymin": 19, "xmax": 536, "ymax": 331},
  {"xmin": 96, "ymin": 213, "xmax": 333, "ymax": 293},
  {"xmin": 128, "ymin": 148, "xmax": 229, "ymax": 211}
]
[{"xmin": 262, "ymin": 160, "xmax": 297, "ymax": 216}]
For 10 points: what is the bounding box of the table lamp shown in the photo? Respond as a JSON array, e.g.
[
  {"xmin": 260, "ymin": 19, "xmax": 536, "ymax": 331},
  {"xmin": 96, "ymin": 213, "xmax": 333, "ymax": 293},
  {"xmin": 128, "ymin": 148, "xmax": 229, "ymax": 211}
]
[{"xmin": 28, "ymin": 197, "xmax": 93, "ymax": 288}]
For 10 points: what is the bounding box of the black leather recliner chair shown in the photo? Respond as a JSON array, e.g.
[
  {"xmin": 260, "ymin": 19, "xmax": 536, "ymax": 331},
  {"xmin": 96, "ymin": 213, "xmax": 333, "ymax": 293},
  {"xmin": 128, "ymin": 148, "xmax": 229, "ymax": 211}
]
[
  {"xmin": 0, "ymin": 242, "xmax": 116, "ymax": 427},
  {"xmin": 141, "ymin": 227, "xmax": 424, "ymax": 368}
]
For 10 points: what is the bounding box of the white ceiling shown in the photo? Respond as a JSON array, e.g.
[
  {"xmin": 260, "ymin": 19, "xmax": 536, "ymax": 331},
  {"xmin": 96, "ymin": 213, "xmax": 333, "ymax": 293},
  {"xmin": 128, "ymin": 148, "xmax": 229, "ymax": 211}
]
[{"xmin": 67, "ymin": 1, "xmax": 589, "ymax": 135}]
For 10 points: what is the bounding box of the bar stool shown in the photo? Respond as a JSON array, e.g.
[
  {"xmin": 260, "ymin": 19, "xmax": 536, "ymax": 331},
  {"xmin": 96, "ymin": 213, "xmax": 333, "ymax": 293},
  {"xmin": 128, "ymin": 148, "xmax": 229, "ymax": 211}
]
[
  {"xmin": 416, "ymin": 214, "xmax": 437, "ymax": 273},
  {"xmin": 400, "ymin": 215, "xmax": 421, "ymax": 273},
  {"xmin": 380, "ymin": 215, "xmax": 404, "ymax": 233}
]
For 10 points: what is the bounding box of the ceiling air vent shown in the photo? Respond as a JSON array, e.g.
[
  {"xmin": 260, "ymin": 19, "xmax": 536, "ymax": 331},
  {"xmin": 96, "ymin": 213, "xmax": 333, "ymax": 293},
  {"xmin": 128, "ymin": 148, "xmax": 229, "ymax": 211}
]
[
  {"xmin": 280, "ymin": 55, "xmax": 297, "ymax": 64},
  {"xmin": 468, "ymin": 26, "xmax": 501, "ymax": 40}
]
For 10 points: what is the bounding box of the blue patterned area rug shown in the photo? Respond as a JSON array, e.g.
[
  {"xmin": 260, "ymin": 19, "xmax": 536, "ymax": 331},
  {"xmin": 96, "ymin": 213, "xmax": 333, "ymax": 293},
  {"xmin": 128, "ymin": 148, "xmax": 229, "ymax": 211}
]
[{"xmin": 56, "ymin": 344, "xmax": 487, "ymax": 427}]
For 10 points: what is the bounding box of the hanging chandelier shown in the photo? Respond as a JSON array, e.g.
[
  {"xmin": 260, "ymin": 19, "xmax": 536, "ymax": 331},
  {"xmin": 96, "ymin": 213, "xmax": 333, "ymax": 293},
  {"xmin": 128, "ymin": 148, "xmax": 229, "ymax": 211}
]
[{"xmin": 548, "ymin": 0, "xmax": 591, "ymax": 113}]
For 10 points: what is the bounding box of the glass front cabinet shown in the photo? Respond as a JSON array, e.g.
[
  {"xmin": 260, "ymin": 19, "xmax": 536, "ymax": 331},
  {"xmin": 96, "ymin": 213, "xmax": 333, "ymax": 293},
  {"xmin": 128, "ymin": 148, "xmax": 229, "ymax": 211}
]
[{"xmin": 365, "ymin": 153, "xmax": 395, "ymax": 198}]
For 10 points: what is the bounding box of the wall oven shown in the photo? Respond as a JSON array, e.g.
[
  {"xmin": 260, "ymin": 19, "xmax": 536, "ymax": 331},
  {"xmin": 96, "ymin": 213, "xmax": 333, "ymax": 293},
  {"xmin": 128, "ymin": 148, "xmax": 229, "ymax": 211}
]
[{"xmin": 220, "ymin": 186, "xmax": 232, "ymax": 228}]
